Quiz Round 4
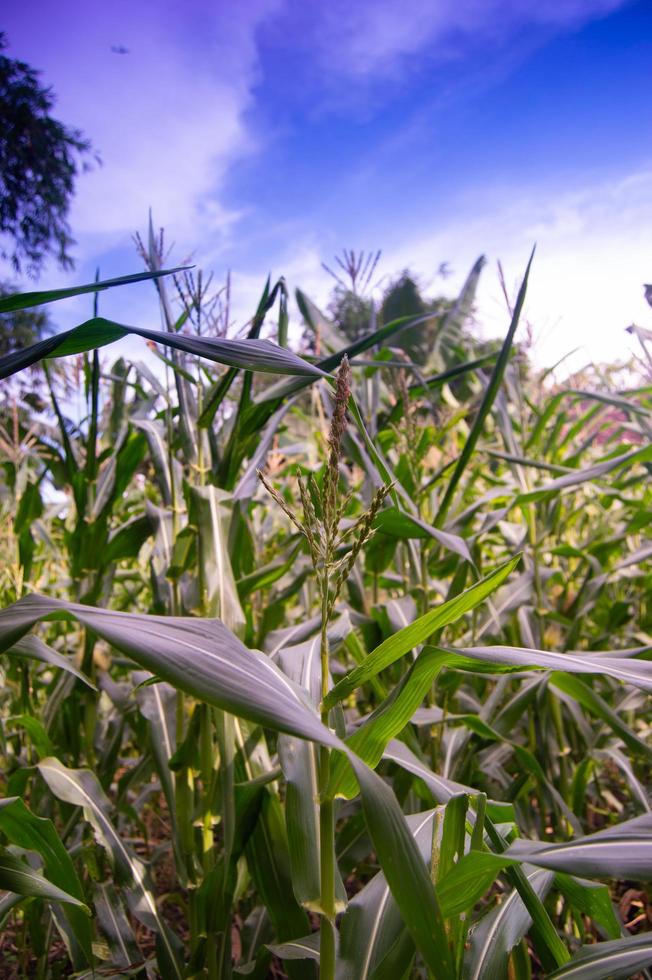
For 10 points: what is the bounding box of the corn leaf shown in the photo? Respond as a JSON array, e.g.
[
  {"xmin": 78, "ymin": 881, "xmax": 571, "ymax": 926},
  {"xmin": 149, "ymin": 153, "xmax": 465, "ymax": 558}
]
[
  {"xmin": 545, "ymin": 932, "xmax": 652, "ymax": 980},
  {"xmin": 325, "ymin": 556, "xmax": 521, "ymax": 708}
]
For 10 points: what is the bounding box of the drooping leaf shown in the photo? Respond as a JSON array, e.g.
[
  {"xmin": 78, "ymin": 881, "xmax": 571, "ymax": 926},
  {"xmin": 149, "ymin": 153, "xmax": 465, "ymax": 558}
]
[
  {"xmin": 550, "ymin": 672, "xmax": 652, "ymax": 761},
  {"xmin": 0, "ymin": 595, "xmax": 455, "ymax": 977},
  {"xmin": 0, "ymin": 797, "xmax": 92, "ymax": 962},
  {"xmin": 447, "ymin": 643, "xmax": 652, "ymax": 694},
  {"xmin": 328, "ymin": 646, "xmax": 452, "ymax": 799},
  {"xmin": 372, "ymin": 506, "xmax": 472, "ymax": 563},
  {"xmin": 4, "ymin": 634, "xmax": 96, "ymax": 689},
  {"xmin": 269, "ymin": 932, "xmax": 322, "ymax": 964},
  {"xmin": 94, "ymin": 882, "xmax": 143, "ymax": 970},
  {"xmin": 277, "ymin": 631, "xmax": 348, "ymax": 914},
  {"xmin": 0, "ymin": 316, "xmax": 328, "ymax": 381},
  {"xmin": 514, "ymin": 444, "xmax": 652, "ymax": 505},
  {"xmin": 545, "ymin": 932, "xmax": 652, "ymax": 980},
  {"xmin": 0, "ymin": 848, "xmax": 87, "ymax": 908},
  {"xmin": 36, "ymin": 757, "xmax": 184, "ymax": 979},
  {"xmin": 187, "ymin": 485, "xmax": 246, "ymax": 633},
  {"xmin": 553, "ymin": 873, "xmax": 621, "ymax": 940},
  {"xmin": 132, "ymin": 672, "xmax": 177, "ymax": 823},
  {"xmin": 506, "ymin": 812, "xmax": 652, "ymax": 879},
  {"xmin": 336, "ymin": 809, "xmax": 438, "ymax": 980},
  {"xmin": 463, "ymin": 867, "xmax": 553, "ymax": 980}
]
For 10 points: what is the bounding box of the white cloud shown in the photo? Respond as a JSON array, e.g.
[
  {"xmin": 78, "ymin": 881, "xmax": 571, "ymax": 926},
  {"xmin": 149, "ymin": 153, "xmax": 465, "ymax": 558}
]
[
  {"xmin": 194, "ymin": 166, "xmax": 652, "ymax": 377},
  {"xmin": 281, "ymin": 0, "xmax": 628, "ymax": 81},
  {"xmin": 3, "ymin": 0, "xmax": 647, "ymax": 386},
  {"xmin": 374, "ymin": 167, "xmax": 652, "ymax": 373},
  {"xmin": 3, "ymin": 0, "xmax": 281, "ymax": 251}
]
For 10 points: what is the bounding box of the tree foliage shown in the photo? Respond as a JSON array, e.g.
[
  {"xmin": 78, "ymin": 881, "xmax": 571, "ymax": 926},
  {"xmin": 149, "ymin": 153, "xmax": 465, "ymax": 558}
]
[
  {"xmin": 0, "ymin": 34, "xmax": 94, "ymax": 275},
  {"xmin": 0, "ymin": 281, "xmax": 51, "ymax": 356},
  {"xmin": 327, "ymin": 285, "xmax": 374, "ymax": 341},
  {"xmin": 329, "ymin": 266, "xmax": 458, "ymax": 368}
]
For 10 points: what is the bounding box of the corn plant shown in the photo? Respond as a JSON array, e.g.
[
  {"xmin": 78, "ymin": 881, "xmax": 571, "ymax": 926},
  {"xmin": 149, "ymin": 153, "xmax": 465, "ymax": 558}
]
[{"xmin": 0, "ymin": 246, "xmax": 650, "ymax": 979}]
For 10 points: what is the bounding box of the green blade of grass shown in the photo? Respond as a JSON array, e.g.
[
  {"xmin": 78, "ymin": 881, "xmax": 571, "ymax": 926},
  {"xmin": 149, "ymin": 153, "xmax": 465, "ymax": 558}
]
[{"xmin": 434, "ymin": 247, "xmax": 535, "ymax": 528}]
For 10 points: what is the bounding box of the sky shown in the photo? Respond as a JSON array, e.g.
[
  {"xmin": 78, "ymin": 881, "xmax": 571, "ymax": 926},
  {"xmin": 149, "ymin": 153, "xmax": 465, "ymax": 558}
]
[{"xmin": 3, "ymin": 0, "xmax": 652, "ymax": 374}]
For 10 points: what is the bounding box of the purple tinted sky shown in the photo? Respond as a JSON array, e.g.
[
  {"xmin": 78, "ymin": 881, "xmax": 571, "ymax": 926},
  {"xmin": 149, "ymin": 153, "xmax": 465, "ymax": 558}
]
[{"xmin": 3, "ymin": 0, "xmax": 652, "ymax": 370}]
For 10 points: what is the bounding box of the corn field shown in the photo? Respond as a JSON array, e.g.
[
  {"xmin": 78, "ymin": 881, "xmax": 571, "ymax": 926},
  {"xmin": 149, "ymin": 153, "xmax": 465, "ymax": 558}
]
[{"xmin": 0, "ymin": 240, "xmax": 651, "ymax": 979}]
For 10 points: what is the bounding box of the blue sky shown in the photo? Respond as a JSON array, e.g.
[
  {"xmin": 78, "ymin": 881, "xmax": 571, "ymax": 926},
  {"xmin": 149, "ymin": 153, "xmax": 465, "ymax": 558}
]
[{"xmin": 3, "ymin": 0, "xmax": 652, "ymax": 372}]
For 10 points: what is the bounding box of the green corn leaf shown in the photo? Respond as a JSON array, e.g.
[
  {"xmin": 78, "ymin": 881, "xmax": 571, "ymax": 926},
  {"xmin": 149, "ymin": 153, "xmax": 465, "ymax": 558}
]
[
  {"xmin": 277, "ymin": 634, "xmax": 347, "ymax": 915},
  {"xmin": 132, "ymin": 672, "xmax": 177, "ymax": 830},
  {"xmin": 506, "ymin": 812, "xmax": 652, "ymax": 879},
  {"xmin": 463, "ymin": 867, "xmax": 554, "ymax": 980},
  {"xmin": 594, "ymin": 746, "xmax": 651, "ymax": 811},
  {"xmin": 123, "ymin": 320, "xmax": 327, "ymax": 377},
  {"xmin": 550, "ymin": 672, "xmax": 652, "ymax": 761},
  {"xmin": 444, "ymin": 643, "xmax": 652, "ymax": 693},
  {"xmin": 244, "ymin": 787, "xmax": 314, "ymax": 978},
  {"xmin": 197, "ymin": 277, "xmax": 290, "ymax": 428},
  {"xmin": 295, "ymin": 289, "xmax": 348, "ymax": 354},
  {"xmin": 408, "ymin": 353, "xmax": 498, "ymax": 397},
  {"xmin": 437, "ymin": 794, "xmax": 468, "ymax": 883},
  {"xmin": 346, "ymin": 391, "xmax": 414, "ymax": 512},
  {"xmin": 197, "ymin": 367, "xmax": 239, "ymax": 429},
  {"xmin": 0, "ymin": 892, "xmax": 22, "ymax": 930},
  {"xmin": 434, "ymin": 247, "xmax": 534, "ymax": 527},
  {"xmin": 352, "ymin": 762, "xmax": 455, "ymax": 978},
  {"xmin": 255, "ymin": 308, "xmax": 447, "ymax": 405},
  {"xmin": 0, "ymin": 266, "xmax": 189, "ymax": 314},
  {"xmin": 187, "ymin": 485, "xmax": 245, "ymax": 633},
  {"xmin": 553, "ymin": 873, "xmax": 621, "ymax": 940},
  {"xmin": 563, "ymin": 386, "xmax": 650, "ymax": 418},
  {"xmin": 0, "ymin": 595, "xmax": 330, "ymax": 743},
  {"xmin": 336, "ymin": 809, "xmax": 439, "ymax": 980},
  {"xmin": 0, "ymin": 798, "xmax": 92, "ymax": 962},
  {"xmin": 372, "ymin": 506, "xmax": 472, "ymax": 563},
  {"xmin": 0, "ymin": 595, "xmax": 455, "ymax": 977},
  {"xmin": 545, "ymin": 932, "xmax": 652, "ymax": 980},
  {"xmin": 328, "ymin": 646, "xmax": 451, "ymax": 799},
  {"xmin": 0, "ymin": 847, "xmax": 87, "ymax": 908},
  {"xmin": 233, "ymin": 400, "xmax": 296, "ymax": 502},
  {"xmin": 133, "ymin": 419, "xmax": 181, "ymax": 507},
  {"xmin": 236, "ymin": 542, "xmax": 303, "ymax": 599},
  {"xmin": 36, "ymin": 757, "xmax": 184, "ymax": 979},
  {"xmin": 268, "ymin": 932, "xmax": 322, "ymax": 963},
  {"xmin": 4, "ymin": 634, "xmax": 96, "ymax": 689},
  {"xmin": 514, "ymin": 444, "xmax": 652, "ymax": 505},
  {"xmin": 94, "ymin": 882, "xmax": 143, "ymax": 970},
  {"xmin": 0, "ymin": 316, "xmax": 328, "ymax": 381},
  {"xmin": 6, "ymin": 715, "xmax": 54, "ymax": 757},
  {"xmin": 436, "ymin": 821, "xmax": 652, "ymax": 916},
  {"xmin": 437, "ymin": 851, "xmax": 513, "ymax": 919},
  {"xmin": 324, "ymin": 555, "xmax": 521, "ymax": 708},
  {"xmin": 1, "ymin": 319, "xmax": 128, "ymax": 378},
  {"xmin": 384, "ymin": 739, "xmax": 514, "ymax": 821},
  {"xmin": 104, "ymin": 515, "xmax": 153, "ymax": 565}
]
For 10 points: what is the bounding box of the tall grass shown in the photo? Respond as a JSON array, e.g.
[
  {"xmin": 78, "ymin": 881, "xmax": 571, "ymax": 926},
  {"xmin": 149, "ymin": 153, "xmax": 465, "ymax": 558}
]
[{"xmin": 0, "ymin": 242, "xmax": 650, "ymax": 979}]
